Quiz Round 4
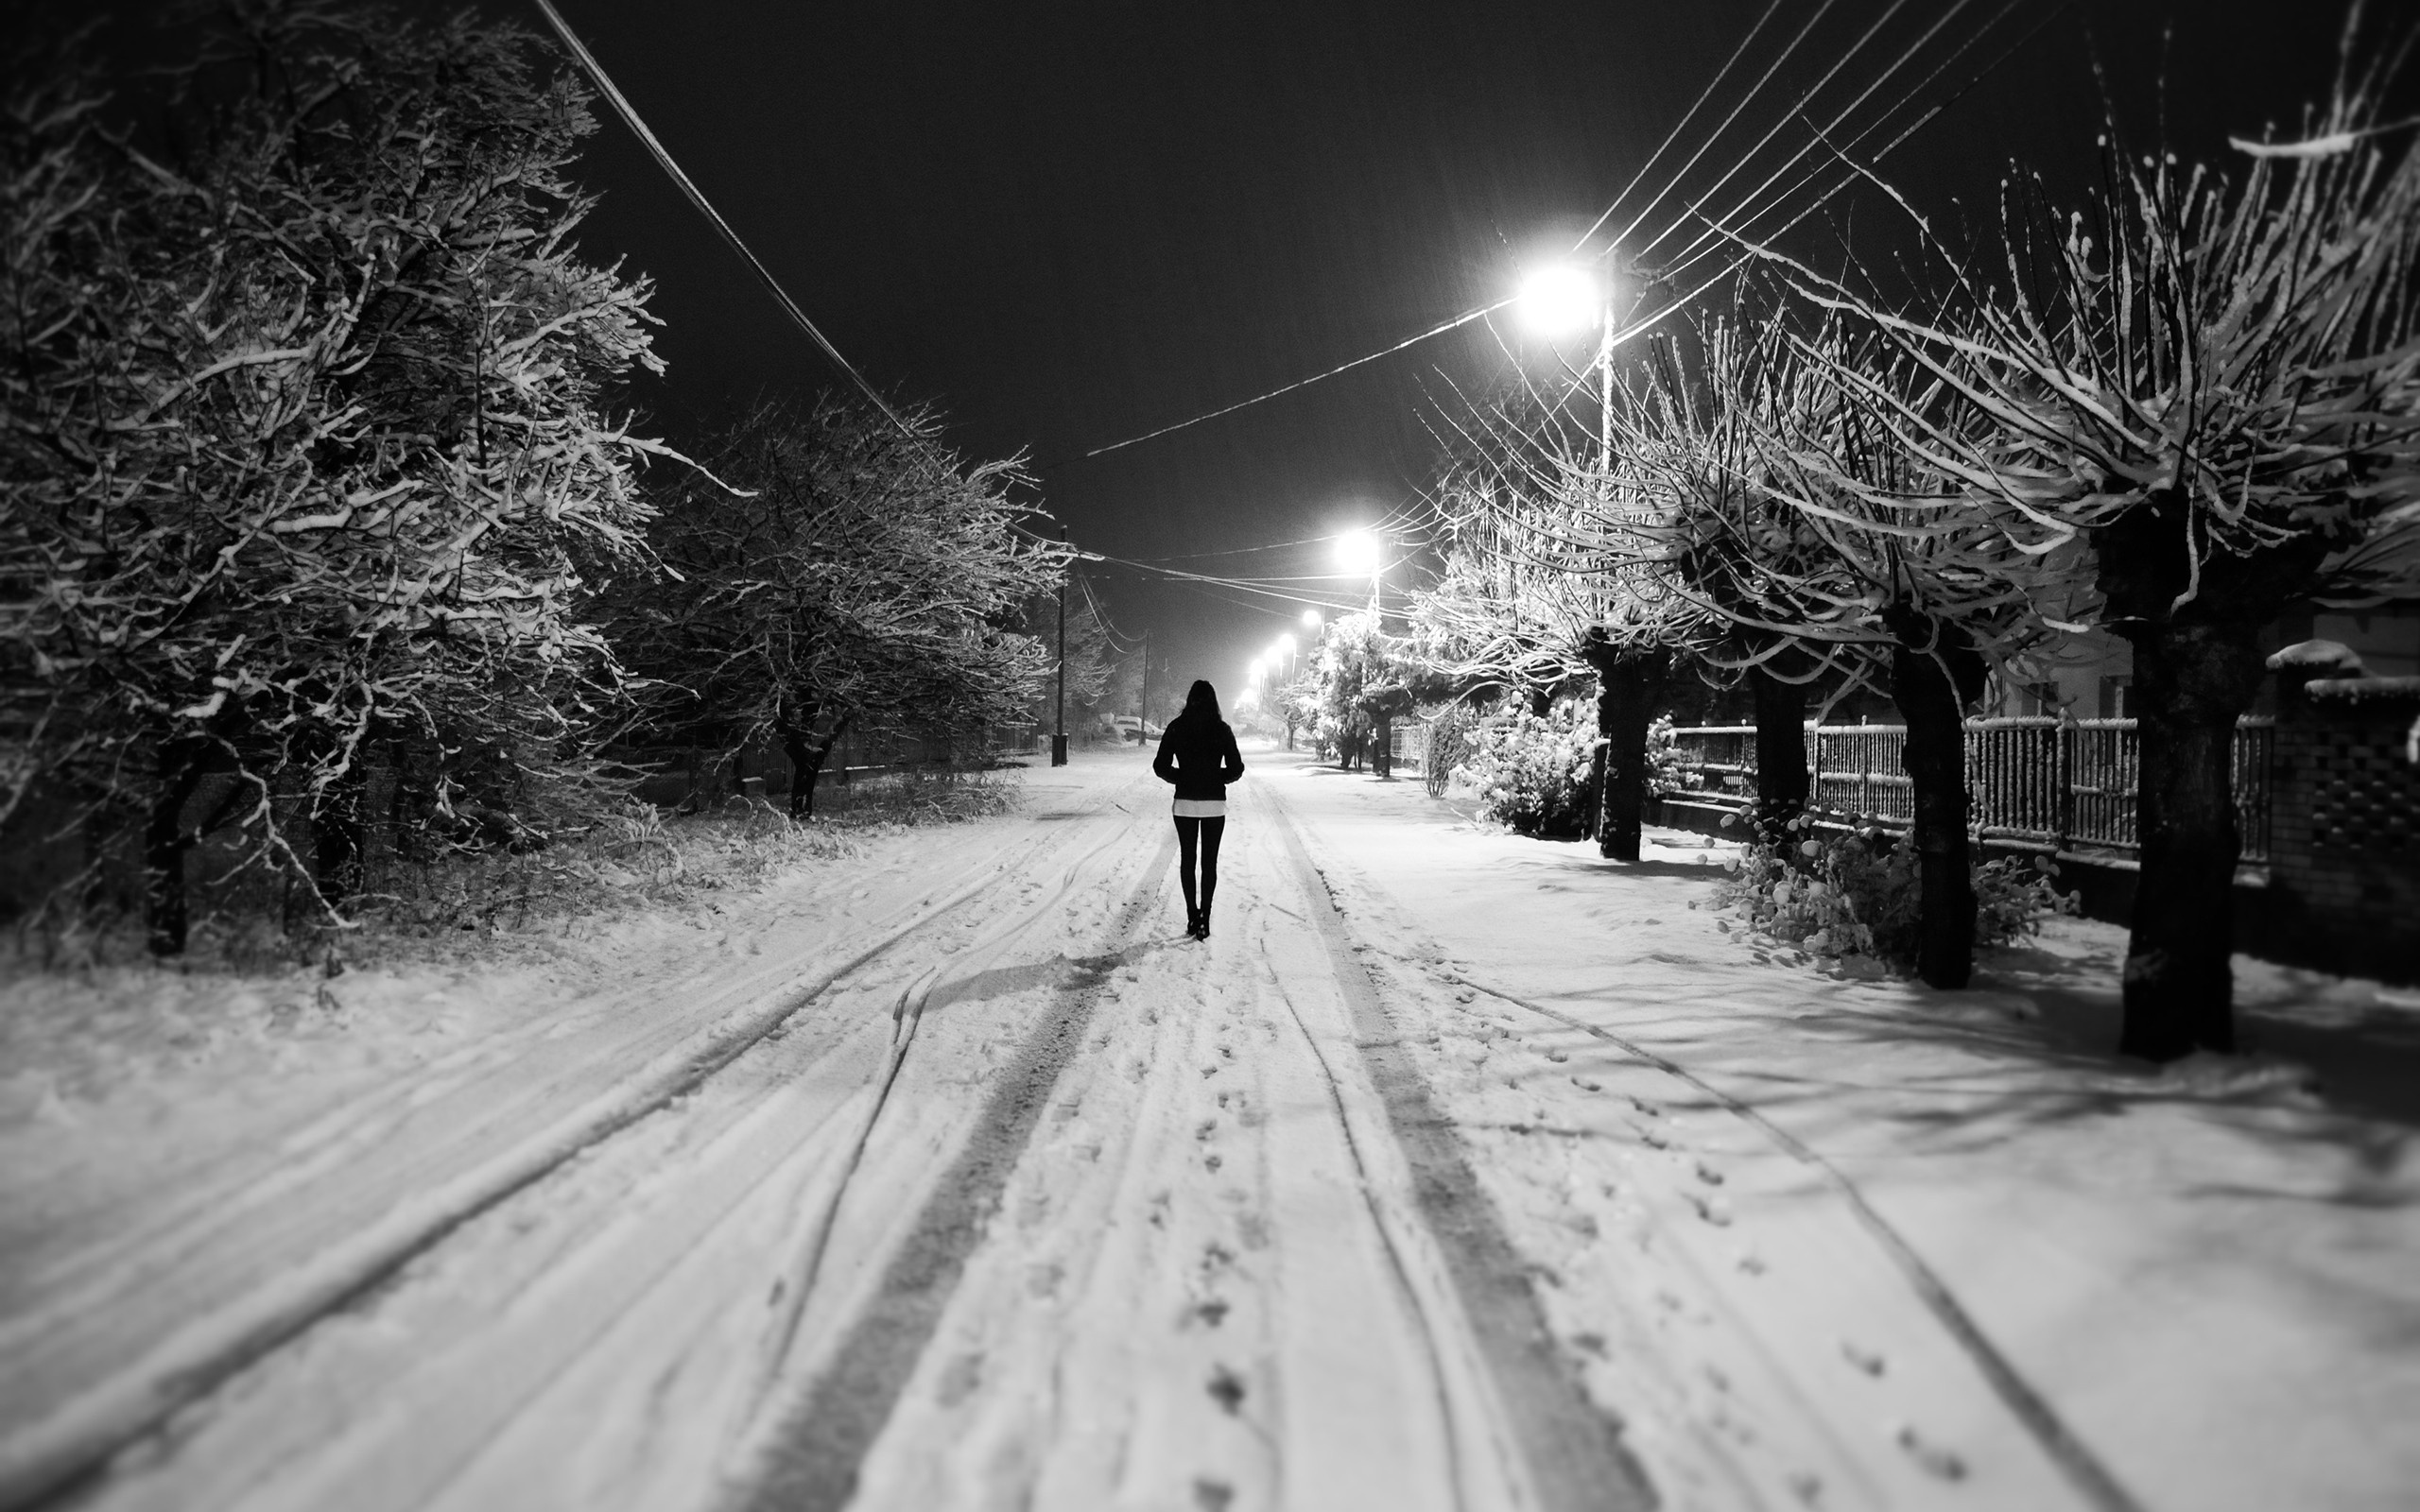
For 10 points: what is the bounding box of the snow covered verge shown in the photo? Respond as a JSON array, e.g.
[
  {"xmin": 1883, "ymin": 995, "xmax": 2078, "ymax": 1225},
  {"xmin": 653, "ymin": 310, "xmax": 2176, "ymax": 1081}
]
[
  {"xmin": 1270, "ymin": 756, "xmax": 2420, "ymax": 1512},
  {"xmin": 0, "ymin": 773, "xmax": 1033, "ymax": 1506}
]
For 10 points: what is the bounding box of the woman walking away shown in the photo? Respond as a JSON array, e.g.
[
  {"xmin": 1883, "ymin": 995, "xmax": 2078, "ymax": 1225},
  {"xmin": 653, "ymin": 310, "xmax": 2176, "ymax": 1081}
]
[{"xmin": 1152, "ymin": 679, "xmax": 1246, "ymax": 939}]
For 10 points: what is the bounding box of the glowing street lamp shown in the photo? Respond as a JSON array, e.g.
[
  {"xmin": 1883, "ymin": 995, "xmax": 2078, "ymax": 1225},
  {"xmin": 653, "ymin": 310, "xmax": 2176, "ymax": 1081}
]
[
  {"xmin": 1513, "ymin": 264, "xmax": 1601, "ymax": 338},
  {"xmin": 1301, "ymin": 609, "xmax": 1322, "ymax": 630},
  {"xmin": 1516, "ymin": 258, "xmax": 1631, "ymax": 471},
  {"xmin": 1336, "ymin": 528, "xmax": 1384, "ymax": 615}
]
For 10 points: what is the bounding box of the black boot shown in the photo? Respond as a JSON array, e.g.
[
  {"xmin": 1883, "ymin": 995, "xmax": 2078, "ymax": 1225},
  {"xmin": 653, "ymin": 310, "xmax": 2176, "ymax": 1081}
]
[
  {"xmin": 1198, "ymin": 904, "xmax": 1212, "ymax": 939},
  {"xmin": 1186, "ymin": 907, "xmax": 1203, "ymax": 939}
]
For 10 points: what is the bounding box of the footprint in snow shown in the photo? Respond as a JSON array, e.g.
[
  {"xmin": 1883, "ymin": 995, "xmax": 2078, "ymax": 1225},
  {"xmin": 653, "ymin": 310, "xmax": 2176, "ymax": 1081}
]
[
  {"xmin": 1192, "ymin": 1298, "xmax": 1230, "ymax": 1329},
  {"xmin": 1193, "ymin": 1477, "xmax": 1236, "ymax": 1511},
  {"xmin": 1206, "ymin": 1366, "xmax": 1247, "ymax": 1415},
  {"xmin": 1841, "ymin": 1340, "xmax": 1887, "ymax": 1377},
  {"xmin": 1896, "ymin": 1424, "xmax": 1967, "ymax": 1481}
]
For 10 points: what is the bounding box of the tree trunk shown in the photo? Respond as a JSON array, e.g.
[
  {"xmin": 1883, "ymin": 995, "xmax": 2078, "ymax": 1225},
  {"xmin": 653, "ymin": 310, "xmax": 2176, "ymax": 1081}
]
[
  {"xmin": 2090, "ymin": 496, "xmax": 2318, "ymax": 1060},
  {"xmin": 1887, "ymin": 612, "xmax": 1986, "ymax": 989},
  {"xmin": 1372, "ymin": 711, "xmax": 1392, "ymax": 779},
  {"xmin": 1606, "ymin": 653, "xmax": 1665, "ymax": 856},
  {"xmin": 145, "ymin": 740, "xmax": 208, "ymax": 957},
  {"xmin": 1595, "ymin": 651, "xmax": 1670, "ymax": 862},
  {"xmin": 314, "ymin": 765, "xmax": 366, "ymax": 909},
  {"xmin": 1582, "ymin": 738, "xmax": 1608, "ymax": 842},
  {"xmin": 2118, "ymin": 622, "xmax": 2265, "ymax": 1058},
  {"xmin": 784, "ymin": 712, "xmax": 849, "ymax": 819},
  {"xmin": 1747, "ymin": 663, "xmax": 1809, "ymax": 846}
]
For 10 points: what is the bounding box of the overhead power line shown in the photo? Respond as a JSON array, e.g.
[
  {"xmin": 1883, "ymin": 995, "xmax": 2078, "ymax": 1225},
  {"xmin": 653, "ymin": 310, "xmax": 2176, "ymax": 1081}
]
[
  {"xmin": 528, "ymin": 0, "xmax": 914, "ymax": 439},
  {"xmin": 1080, "ymin": 301, "xmax": 1512, "ymax": 459},
  {"xmin": 1069, "ymin": 0, "xmax": 1813, "ymax": 465}
]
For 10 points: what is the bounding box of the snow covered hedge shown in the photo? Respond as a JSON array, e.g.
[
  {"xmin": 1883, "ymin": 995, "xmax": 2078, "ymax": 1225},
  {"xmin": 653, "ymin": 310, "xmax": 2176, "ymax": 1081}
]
[
  {"xmin": 1710, "ymin": 813, "xmax": 2078, "ymax": 970},
  {"xmin": 1463, "ymin": 699, "xmax": 1598, "ymax": 837}
]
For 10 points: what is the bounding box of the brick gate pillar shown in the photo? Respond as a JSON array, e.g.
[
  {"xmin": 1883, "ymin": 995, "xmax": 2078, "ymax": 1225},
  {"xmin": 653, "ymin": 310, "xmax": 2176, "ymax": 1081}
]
[{"xmin": 2266, "ymin": 641, "xmax": 2420, "ymax": 984}]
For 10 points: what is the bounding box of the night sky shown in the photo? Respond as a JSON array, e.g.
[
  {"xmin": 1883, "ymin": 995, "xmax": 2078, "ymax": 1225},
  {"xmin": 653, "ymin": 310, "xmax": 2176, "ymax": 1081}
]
[{"xmin": 86, "ymin": 0, "xmax": 2393, "ymax": 695}]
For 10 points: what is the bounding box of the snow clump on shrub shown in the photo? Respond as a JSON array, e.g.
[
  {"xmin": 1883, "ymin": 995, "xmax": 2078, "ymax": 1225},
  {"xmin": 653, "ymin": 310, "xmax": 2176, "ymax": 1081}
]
[
  {"xmin": 1463, "ymin": 700, "xmax": 1599, "ymax": 837},
  {"xmin": 1710, "ymin": 812, "xmax": 2079, "ymax": 971}
]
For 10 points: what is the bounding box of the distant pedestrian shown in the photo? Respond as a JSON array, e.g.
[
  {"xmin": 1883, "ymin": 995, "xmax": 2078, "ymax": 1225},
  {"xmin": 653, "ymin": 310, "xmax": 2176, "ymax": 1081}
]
[{"xmin": 1151, "ymin": 679, "xmax": 1246, "ymax": 939}]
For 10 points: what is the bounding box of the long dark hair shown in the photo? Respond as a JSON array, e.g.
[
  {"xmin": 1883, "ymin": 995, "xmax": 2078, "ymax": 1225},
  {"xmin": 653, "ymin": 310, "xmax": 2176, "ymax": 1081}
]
[{"xmin": 1184, "ymin": 679, "xmax": 1221, "ymax": 723}]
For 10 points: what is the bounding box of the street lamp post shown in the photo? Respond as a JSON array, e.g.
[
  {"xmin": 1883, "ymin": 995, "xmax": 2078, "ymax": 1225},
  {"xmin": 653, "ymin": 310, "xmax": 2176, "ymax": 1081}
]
[{"xmin": 1051, "ymin": 526, "xmax": 1069, "ymax": 766}]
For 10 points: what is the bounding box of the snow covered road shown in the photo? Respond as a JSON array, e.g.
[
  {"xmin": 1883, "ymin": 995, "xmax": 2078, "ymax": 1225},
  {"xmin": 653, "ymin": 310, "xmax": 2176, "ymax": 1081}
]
[{"xmin": 8, "ymin": 748, "xmax": 2402, "ymax": 1511}]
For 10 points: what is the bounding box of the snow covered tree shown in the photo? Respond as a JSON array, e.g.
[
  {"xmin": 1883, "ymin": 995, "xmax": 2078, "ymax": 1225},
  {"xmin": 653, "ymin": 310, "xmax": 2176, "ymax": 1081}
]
[
  {"xmin": 1772, "ymin": 69, "xmax": 2420, "ymax": 1051},
  {"xmin": 1, "ymin": 4, "xmax": 672, "ymax": 952},
  {"xmin": 1414, "ymin": 384, "xmax": 1708, "ymax": 853},
  {"xmin": 606, "ymin": 397, "xmax": 1062, "ymax": 817}
]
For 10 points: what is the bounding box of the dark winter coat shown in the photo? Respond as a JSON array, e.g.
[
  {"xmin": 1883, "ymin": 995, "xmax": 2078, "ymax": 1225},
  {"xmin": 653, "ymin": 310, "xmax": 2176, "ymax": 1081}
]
[{"xmin": 1151, "ymin": 713, "xmax": 1246, "ymax": 802}]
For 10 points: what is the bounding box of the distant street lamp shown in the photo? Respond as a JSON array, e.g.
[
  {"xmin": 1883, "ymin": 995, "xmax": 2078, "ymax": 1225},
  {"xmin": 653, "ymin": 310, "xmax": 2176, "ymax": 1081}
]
[{"xmin": 1301, "ymin": 608, "xmax": 1322, "ymax": 631}]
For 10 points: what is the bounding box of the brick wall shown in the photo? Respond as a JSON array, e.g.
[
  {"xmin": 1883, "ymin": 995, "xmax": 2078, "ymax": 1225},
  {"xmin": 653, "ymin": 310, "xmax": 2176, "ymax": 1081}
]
[{"xmin": 2264, "ymin": 668, "xmax": 2420, "ymax": 983}]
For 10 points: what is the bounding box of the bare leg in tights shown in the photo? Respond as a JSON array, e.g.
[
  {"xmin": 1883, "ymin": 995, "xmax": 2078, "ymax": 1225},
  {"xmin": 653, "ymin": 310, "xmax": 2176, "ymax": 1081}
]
[{"xmin": 1173, "ymin": 816, "xmax": 1226, "ymax": 936}]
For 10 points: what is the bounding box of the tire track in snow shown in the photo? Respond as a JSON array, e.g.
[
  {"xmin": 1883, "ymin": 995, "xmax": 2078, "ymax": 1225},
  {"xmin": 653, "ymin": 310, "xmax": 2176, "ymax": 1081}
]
[
  {"xmin": 1260, "ymin": 789, "xmax": 1659, "ymax": 1512},
  {"xmin": 727, "ymin": 833, "xmax": 1177, "ymax": 1512},
  {"xmin": 0, "ymin": 776, "xmax": 1150, "ymax": 1512},
  {"xmin": 749, "ymin": 817, "xmax": 1160, "ymax": 1411}
]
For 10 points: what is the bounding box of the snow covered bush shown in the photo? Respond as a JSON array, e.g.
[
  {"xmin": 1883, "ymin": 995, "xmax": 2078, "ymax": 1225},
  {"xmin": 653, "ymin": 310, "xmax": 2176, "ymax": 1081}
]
[
  {"xmin": 1711, "ymin": 813, "xmax": 2078, "ymax": 970},
  {"xmin": 1, "ymin": 5, "xmax": 680, "ymax": 953},
  {"xmin": 1646, "ymin": 713, "xmax": 1698, "ymax": 798},
  {"xmin": 1464, "ymin": 700, "xmax": 1598, "ymax": 837}
]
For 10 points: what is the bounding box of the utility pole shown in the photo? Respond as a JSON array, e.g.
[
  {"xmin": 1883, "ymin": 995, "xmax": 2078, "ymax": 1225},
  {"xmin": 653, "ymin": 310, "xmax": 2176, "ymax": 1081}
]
[
  {"xmin": 1051, "ymin": 527, "xmax": 1069, "ymax": 766},
  {"xmin": 1137, "ymin": 628, "xmax": 1150, "ymax": 747}
]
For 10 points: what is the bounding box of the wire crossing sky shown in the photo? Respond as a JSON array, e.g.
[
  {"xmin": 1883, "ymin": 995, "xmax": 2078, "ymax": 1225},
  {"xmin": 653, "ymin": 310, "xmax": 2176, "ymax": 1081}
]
[{"xmin": 534, "ymin": 0, "xmax": 2383, "ymax": 687}]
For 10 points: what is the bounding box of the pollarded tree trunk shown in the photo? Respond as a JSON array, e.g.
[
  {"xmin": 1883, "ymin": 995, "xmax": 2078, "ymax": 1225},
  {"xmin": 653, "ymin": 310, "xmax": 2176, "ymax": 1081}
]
[
  {"xmin": 1581, "ymin": 648, "xmax": 1614, "ymax": 843},
  {"xmin": 1597, "ymin": 650, "xmax": 1672, "ymax": 862},
  {"xmin": 1372, "ymin": 711, "xmax": 1393, "ymax": 779},
  {"xmin": 1886, "ymin": 610, "xmax": 1986, "ymax": 989},
  {"xmin": 2090, "ymin": 494, "xmax": 2329, "ymax": 1058},
  {"xmin": 1747, "ymin": 662, "xmax": 1810, "ymax": 847},
  {"xmin": 2118, "ymin": 622, "xmax": 2266, "ymax": 1058}
]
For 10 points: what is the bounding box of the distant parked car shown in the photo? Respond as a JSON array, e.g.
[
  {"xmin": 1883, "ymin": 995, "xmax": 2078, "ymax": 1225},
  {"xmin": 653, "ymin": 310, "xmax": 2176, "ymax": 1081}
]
[{"xmin": 1109, "ymin": 715, "xmax": 1164, "ymax": 744}]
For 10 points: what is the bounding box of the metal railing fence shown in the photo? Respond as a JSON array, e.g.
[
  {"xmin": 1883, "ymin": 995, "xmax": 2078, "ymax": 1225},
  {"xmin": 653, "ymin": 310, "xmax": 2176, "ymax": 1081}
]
[{"xmin": 1663, "ymin": 716, "xmax": 2274, "ymax": 862}]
